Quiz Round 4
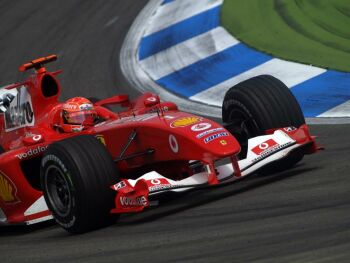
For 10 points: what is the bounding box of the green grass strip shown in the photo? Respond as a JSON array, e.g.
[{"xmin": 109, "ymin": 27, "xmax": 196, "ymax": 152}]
[{"xmin": 222, "ymin": 0, "xmax": 350, "ymax": 72}]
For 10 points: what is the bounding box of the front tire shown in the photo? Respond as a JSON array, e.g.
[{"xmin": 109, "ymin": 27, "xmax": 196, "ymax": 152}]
[
  {"xmin": 222, "ymin": 75, "xmax": 305, "ymax": 170},
  {"xmin": 41, "ymin": 135, "xmax": 119, "ymax": 234}
]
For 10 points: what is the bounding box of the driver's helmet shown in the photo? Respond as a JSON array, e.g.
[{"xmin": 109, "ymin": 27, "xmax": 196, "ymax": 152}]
[{"xmin": 61, "ymin": 97, "xmax": 97, "ymax": 132}]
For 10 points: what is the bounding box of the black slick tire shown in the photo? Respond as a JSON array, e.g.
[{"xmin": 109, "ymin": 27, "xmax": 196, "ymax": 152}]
[
  {"xmin": 40, "ymin": 135, "xmax": 119, "ymax": 234},
  {"xmin": 222, "ymin": 75, "xmax": 305, "ymax": 171}
]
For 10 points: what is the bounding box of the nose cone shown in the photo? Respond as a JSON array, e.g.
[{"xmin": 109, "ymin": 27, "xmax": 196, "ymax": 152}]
[{"xmin": 168, "ymin": 114, "xmax": 240, "ymax": 158}]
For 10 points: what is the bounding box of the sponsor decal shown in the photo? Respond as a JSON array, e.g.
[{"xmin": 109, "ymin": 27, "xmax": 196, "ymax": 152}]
[
  {"xmin": 113, "ymin": 181, "xmax": 127, "ymax": 191},
  {"xmin": 170, "ymin": 117, "xmax": 201, "ymax": 128},
  {"xmin": 63, "ymin": 104, "xmax": 77, "ymax": 110},
  {"xmin": 0, "ymin": 88, "xmax": 18, "ymax": 112},
  {"xmin": 95, "ymin": 134, "xmax": 106, "ymax": 145},
  {"xmin": 4, "ymin": 86, "xmax": 35, "ymax": 131},
  {"xmin": 119, "ymin": 196, "xmax": 148, "ymax": 207},
  {"xmin": 284, "ymin": 126, "xmax": 297, "ymax": 133},
  {"xmin": 0, "ymin": 172, "xmax": 20, "ymax": 204},
  {"xmin": 196, "ymin": 127, "xmax": 224, "ymax": 139},
  {"xmin": 147, "ymin": 178, "xmax": 180, "ymax": 192},
  {"xmin": 79, "ymin": 103, "xmax": 93, "ymax": 110},
  {"xmin": 23, "ymin": 133, "xmax": 44, "ymax": 144},
  {"xmin": 220, "ymin": 140, "xmax": 227, "ymax": 146},
  {"xmin": 252, "ymin": 139, "xmax": 278, "ymax": 155},
  {"xmin": 150, "ymin": 179, "xmax": 161, "ymax": 185},
  {"xmin": 191, "ymin": 123, "xmax": 211, "ymax": 132},
  {"xmin": 16, "ymin": 145, "xmax": 48, "ymax": 160},
  {"xmin": 32, "ymin": 135, "xmax": 42, "ymax": 141},
  {"xmin": 252, "ymin": 141, "xmax": 293, "ymax": 162},
  {"xmin": 146, "ymin": 97, "xmax": 157, "ymax": 102},
  {"xmin": 204, "ymin": 132, "xmax": 229, "ymax": 144},
  {"xmin": 169, "ymin": 134, "xmax": 179, "ymax": 153},
  {"xmin": 147, "ymin": 178, "xmax": 174, "ymax": 192},
  {"xmin": 149, "ymin": 184, "xmax": 181, "ymax": 192}
]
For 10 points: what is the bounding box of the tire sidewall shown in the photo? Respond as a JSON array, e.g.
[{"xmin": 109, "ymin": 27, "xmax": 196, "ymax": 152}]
[
  {"xmin": 41, "ymin": 152, "xmax": 80, "ymax": 230},
  {"xmin": 222, "ymin": 75, "xmax": 306, "ymax": 169}
]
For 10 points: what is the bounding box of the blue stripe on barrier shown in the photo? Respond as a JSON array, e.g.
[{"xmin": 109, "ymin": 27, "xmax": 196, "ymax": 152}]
[
  {"xmin": 291, "ymin": 70, "xmax": 350, "ymax": 117},
  {"xmin": 162, "ymin": 0, "xmax": 175, "ymax": 4},
  {"xmin": 139, "ymin": 6, "xmax": 221, "ymax": 60},
  {"xmin": 156, "ymin": 44, "xmax": 272, "ymax": 97}
]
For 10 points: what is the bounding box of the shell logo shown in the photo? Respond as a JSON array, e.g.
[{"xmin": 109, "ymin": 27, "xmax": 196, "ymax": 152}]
[
  {"xmin": 0, "ymin": 172, "xmax": 19, "ymax": 204},
  {"xmin": 95, "ymin": 134, "xmax": 106, "ymax": 145},
  {"xmin": 171, "ymin": 117, "xmax": 202, "ymax": 128}
]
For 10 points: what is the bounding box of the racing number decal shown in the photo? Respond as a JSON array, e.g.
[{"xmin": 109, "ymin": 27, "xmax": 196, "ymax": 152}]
[{"xmin": 4, "ymin": 85, "xmax": 35, "ymax": 131}]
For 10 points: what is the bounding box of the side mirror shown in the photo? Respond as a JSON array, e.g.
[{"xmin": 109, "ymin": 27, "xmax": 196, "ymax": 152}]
[
  {"xmin": 144, "ymin": 96, "xmax": 160, "ymax": 107},
  {"xmin": 0, "ymin": 90, "xmax": 18, "ymax": 113},
  {"xmin": 95, "ymin": 95, "xmax": 130, "ymax": 107}
]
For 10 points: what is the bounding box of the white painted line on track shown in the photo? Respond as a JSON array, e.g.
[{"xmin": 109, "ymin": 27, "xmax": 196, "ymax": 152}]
[
  {"xmin": 144, "ymin": 0, "xmax": 223, "ymax": 37},
  {"xmin": 140, "ymin": 27, "xmax": 240, "ymax": 80},
  {"xmin": 190, "ymin": 58, "xmax": 327, "ymax": 107}
]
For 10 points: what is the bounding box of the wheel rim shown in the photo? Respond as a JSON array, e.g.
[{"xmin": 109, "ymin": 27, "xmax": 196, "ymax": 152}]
[
  {"xmin": 45, "ymin": 165, "xmax": 72, "ymax": 217},
  {"xmin": 226, "ymin": 107, "xmax": 260, "ymax": 158}
]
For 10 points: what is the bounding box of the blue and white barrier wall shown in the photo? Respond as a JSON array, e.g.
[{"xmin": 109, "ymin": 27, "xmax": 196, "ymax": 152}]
[{"xmin": 137, "ymin": 0, "xmax": 350, "ymax": 118}]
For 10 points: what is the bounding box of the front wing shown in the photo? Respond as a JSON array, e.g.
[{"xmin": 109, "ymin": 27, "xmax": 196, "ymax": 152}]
[{"xmin": 111, "ymin": 125, "xmax": 320, "ymax": 213}]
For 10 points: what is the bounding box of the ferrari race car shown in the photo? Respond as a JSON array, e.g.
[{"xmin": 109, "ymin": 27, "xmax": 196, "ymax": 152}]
[{"xmin": 0, "ymin": 55, "xmax": 320, "ymax": 233}]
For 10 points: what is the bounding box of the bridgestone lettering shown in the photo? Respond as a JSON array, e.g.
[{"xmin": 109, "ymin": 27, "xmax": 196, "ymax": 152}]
[{"xmin": 42, "ymin": 154, "xmax": 68, "ymax": 173}]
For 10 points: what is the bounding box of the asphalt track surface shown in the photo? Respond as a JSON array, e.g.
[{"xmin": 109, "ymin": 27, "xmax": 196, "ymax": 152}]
[{"xmin": 0, "ymin": 1, "xmax": 350, "ymax": 263}]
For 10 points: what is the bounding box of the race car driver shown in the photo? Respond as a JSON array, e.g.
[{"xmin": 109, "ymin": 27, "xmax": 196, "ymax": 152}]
[{"xmin": 60, "ymin": 97, "xmax": 98, "ymax": 133}]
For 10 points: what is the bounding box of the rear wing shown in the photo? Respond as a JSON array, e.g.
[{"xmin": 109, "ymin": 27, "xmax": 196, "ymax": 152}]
[
  {"xmin": 0, "ymin": 55, "xmax": 61, "ymax": 125},
  {"xmin": 19, "ymin": 55, "xmax": 57, "ymax": 72}
]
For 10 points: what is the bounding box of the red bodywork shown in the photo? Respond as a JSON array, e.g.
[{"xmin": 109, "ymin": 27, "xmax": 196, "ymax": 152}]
[{"xmin": 0, "ymin": 56, "xmax": 244, "ymax": 224}]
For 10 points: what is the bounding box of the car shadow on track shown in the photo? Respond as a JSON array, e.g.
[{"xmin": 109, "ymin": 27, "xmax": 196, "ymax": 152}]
[
  {"xmin": 116, "ymin": 163, "xmax": 320, "ymax": 225},
  {"xmin": 0, "ymin": 220, "xmax": 56, "ymax": 236},
  {"xmin": 0, "ymin": 163, "xmax": 320, "ymax": 236}
]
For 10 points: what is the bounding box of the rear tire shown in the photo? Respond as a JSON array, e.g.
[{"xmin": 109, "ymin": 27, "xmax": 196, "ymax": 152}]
[
  {"xmin": 41, "ymin": 135, "xmax": 119, "ymax": 234},
  {"xmin": 222, "ymin": 75, "xmax": 305, "ymax": 171}
]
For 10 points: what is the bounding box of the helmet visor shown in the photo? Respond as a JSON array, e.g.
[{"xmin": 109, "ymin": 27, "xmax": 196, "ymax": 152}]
[{"xmin": 63, "ymin": 110, "xmax": 96, "ymax": 126}]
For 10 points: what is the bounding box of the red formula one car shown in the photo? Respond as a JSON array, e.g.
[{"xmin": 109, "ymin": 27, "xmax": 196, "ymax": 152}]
[{"xmin": 0, "ymin": 55, "xmax": 320, "ymax": 233}]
